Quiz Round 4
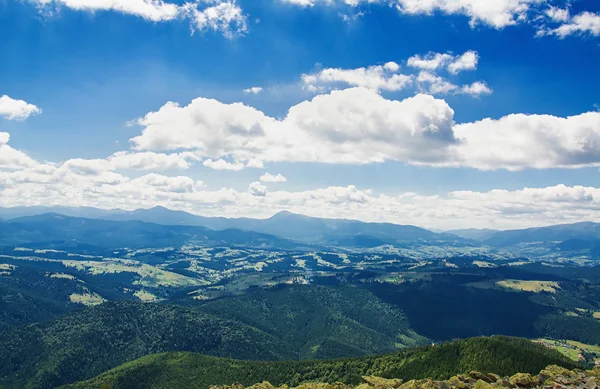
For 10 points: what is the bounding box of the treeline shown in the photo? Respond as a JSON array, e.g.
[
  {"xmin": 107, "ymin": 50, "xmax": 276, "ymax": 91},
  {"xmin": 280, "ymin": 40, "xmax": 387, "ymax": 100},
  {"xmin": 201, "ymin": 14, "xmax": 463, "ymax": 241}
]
[
  {"xmin": 63, "ymin": 337, "xmax": 578, "ymax": 389},
  {"xmin": 535, "ymin": 314, "xmax": 600, "ymax": 345}
]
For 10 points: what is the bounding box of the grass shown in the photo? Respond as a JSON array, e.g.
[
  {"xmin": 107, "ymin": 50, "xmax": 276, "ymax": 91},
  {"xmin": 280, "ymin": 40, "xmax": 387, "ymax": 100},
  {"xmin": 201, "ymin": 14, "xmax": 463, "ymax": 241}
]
[
  {"xmin": 496, "ymin": 280, "xmax": 560, "ymax": 293},
  {"xmin": 70, "ymin": 290, "xmax": 106, "ymax": 306},
  {"xmin": 535, "ymin": 338, "xmax": 600, "ymax": 362},
  {"xmin": 62, "ymin": 259, "xmax": 205, "ymax": 288},
  {"xmin": 133, "ymin": 290, "xmax": 158, "ymax": 302}
]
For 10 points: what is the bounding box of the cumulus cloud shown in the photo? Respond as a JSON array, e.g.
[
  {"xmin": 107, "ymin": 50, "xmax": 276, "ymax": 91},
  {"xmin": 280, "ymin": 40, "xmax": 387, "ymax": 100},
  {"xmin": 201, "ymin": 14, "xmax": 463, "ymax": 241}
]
[
  {"xmin": 260, "ymin": 173, "xmax": 287, "ymax": 182},
  {"xmin": 459, "ymin": 81, "xmax": 493, "ymax": 97},
  {"xmin": 281, "ymin": 0, "xmax": 599, "ymax": 39},
  {"xmin": 407, "ymin": 51, "xmax": 479, "ymax": 74},
  {"xmin": 0, "ymin": 133, "xmax": 39, "ymax": 169},
  {"xmin": 130, "ymin": 87, "xmax": 457, "ymax": 165},
  {"xmin": 544, "ymin": 11, "xmax": 600, "ymax": 38},
  {"xmin": 450, "ymin": 111, "xmax": 600, "ymax": 170},
  {"xmin": 0, "ymin": 95, "xmax": 42, "ymax": 120},
  {"xmin": 128, "ymin": 87, "xmax": 600, "ymax": 171},
  {"xmin": 447, "ymin": 51, "xmax": 479, "ymax": 74},
  {"xmin": 244, "ymin": 87, "xmax": 263, "ymax": 94},
  {"xmin": 3, "ymin": 155, "xmax": 600, "ymax": 229},
  {"xmin": 183, "ymin": 1, "xmax": 248, "ymax": 38},
  {"xmin": 248, "ymin": 181, "xmax": 268, "ymax": 196},
  {"xmin": 302, "ymin": 62, "xmax": 412, "ymax": 93},
  {"xmin": 130, "ymin": 98, "xmax": 271, "ymax": 154},
  {"xmin": 307, "ymin": 51, "xmax": 488, "ymax": 97},
  {"xmin": 26, "ymin": 0, "xmax": 247, "ymax": 37},
  {"xmin": 203, "ymin": 159, "xmax": 245, "ymax": 171},
  {"xmin": 395, "ymin": 0, "xmax": 541, "ymax": 29},
  {"xmin": 62, "ymin": 151, "xmax": 199, "ymax": 175},
  {"xmin": 407, "ymin": 52, "xmax": 454, "ymax": 71},
  {"xmin": 4, "ymin": 128, "xmax": 600, "ymax": 229},
  {"xmin": 283, "ymin": 0, "xmax": 547, "ymax": 29}
]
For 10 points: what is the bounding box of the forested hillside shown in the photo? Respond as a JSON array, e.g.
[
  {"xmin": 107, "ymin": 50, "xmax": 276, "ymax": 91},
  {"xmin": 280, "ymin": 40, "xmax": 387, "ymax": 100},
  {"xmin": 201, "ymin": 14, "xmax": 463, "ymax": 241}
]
[
  {"xmin": 0, "ymin": 286, "xmax": 429, "ymax": 389},
  {"xmin": 197, "ymin": 285, "xmax": 427, "ymax": 359},
  {"xmin": 63, "ymin": 337, "xmax": 578, "ymax": 389},
  {"xmin": 0, "ymin": 302, "xmax": 294, "ymax": 389}
]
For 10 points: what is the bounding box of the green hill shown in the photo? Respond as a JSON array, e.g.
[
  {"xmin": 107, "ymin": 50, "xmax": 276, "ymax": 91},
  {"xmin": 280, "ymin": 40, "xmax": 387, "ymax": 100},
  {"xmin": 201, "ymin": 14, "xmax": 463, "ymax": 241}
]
[
  {"xmin": 0, "ymin": 302, "xmax": 294, "ymax": 389},
  {"xmin": 62, "ymin": 337, "xmax": 578, "ymax": 389},
  {"xmin": 0, "ymin": 286, "xmax": 430, "ymax": 389},
  {"xmin": 197, "ymin": 285, "xmax": 428, "ymax": 359}
]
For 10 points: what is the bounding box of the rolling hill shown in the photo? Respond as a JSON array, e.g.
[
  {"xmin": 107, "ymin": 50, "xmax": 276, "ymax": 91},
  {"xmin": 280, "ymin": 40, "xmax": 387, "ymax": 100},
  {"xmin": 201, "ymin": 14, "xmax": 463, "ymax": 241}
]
[
  {"xmin": 0, "ymin": 286, "xmax": 430, "ymax": 389},
  {"xmin": 0, "ymin": 302, "xmax": 294, "ymax": 389},
  {"xmin": 61, "ymin": 337, "xmax": 578, "ymax": 389},
  {"xmin": 197, "ymin": 285, "xmax": 427, "ymax": 359}
]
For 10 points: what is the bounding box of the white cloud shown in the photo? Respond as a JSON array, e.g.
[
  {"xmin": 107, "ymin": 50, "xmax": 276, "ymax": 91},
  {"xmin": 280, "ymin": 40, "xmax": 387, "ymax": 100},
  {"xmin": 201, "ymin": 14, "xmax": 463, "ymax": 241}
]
[
  {"xmin": 416, "ymin": 72, "xmax": 490, "ymax": 96},
  {"xmin": 416, "ymin": 71, "xmax": 459, "ymax": 95},
  {"xmin": 260, "ymin": 173, "xmax": 287, "ymax": 182},
  {"xmin": 407, "ymin": 50, "xmax": 478, "ymax": 74},
  {"xmin": 447, "ymin": 51, "xmax": 479, "ymax": 74},
  {"xmin": 62, "ymin": 151, "xmax": 199, "ymax": 175},
  {"xmin": 4, "ymin": 154, "xmax": 600, "ymax": 229},
  {"xmin": 183, "ymin": 1, "xmax": 248, "ymax": 38},
  {"xmin": 383, "ymin": 61, "xmax": 401, "ymax": 72},
  {"xmin": 130, "ymin": 98, "xmax": 271, "ymax": 155},
  {"xmin": 302, "ymin": 62, "xmax": 412, "ymax": 93},
  {"xmin": 0, "ymin": 133, "xmax": 39, "ymax": 169},
  {"xmin": 283, "ymin": 0, "xmax": 545, "ymax": 29},
  {"xmin": 5, "ymin": 129, "xmax": 600, "ymax": 229},
  {"xmin": 407, "ymin": 52, "xmax": 454, "ymax": 71},
  {"xmin": 131, "ymin": 87, "xmax": 457, "ymax": 165},
  {"xmin": 26, "ymin": 0, "xmax": 247, "ymax": 37},
  {"xmin": 245, "ymin": 158, "xmax": 265, "ymax": 169},
  {"xmin": 203, "ymin": 159, "xmax": 246, "ymax": 171},
  {"xmin": 460, "ymin": 81, "xmax": 493, "ymax": 97},
  {"xmin": 395, "ymin": 0, "xmax": 542, "ymax": 29},
  {"xmin": 0, "ymin": 95, "xmax": 42, "ymax": 120},
  {"xmin": 545, "ymin": 6, "xmax": 569, "ymax": 23},
  {"xmin": 248, "ymin": 181, "xmax": 268, "ymax": 197},
  {"xmin": 307, "ymin": 52, "xmax": 488, "ymax": 98},
  {"xmin": 281, "ymin": 0, "xmax": 600, "ymax": 40},
  {"xmin": 128, "ymin": 87, "xmax": 600, "ymax": 171},
  {"xmin": 451, "ymin": 112, "xmax": 600, "ymax": 170},
  {"xmin": 244, "ymin": 87, "xmax": 263, "ymax": 94},
  {"xmin": 546, "ymin": 11, "xmax": 600, "ymax": 38}
]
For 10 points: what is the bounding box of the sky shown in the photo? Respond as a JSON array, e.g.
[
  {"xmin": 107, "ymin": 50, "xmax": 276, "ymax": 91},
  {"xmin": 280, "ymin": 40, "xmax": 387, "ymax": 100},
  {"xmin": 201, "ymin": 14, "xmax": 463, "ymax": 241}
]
[{"xmin": 0, "ymin": 0, "xmax": 599, "ymax": 230}]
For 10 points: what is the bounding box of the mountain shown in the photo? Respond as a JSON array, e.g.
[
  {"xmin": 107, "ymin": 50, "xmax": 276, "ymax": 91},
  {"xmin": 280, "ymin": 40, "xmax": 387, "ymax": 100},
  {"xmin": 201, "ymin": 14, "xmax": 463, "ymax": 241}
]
[
  {"xmin": 0, "ymin": 206, "xmax": 124, "ymax": 220},
  {"xmin": 446, "ymin": 228, "xmax": 499, "ymax": 241},
  {"xmin": 101, "ymin": 207, "xmax": 469, "ymax": 247},
  {"xmin": 61, "ymin": 337, "xmax": 577, "ymax": 389},
  {"xmin": 197, "ymin": 285, "xmax": 427, "ymax": 359},
  {"xmin": 0, "ymin": 206, "xmax": 469, "ymax": 248},
  {"xmin": 485, "ymin": 222, "xmax": 600, "ymax": 247},
  {"xmin": 0, "ymin": 213, "xmax": 308, "ymax": 250}
]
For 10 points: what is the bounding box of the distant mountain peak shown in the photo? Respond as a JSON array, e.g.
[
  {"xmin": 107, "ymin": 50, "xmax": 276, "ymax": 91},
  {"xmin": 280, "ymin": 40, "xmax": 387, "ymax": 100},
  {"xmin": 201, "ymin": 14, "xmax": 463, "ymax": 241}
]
[{"xmin": 272, "ymin": 210, "xmax": 296, "ymax": 217}]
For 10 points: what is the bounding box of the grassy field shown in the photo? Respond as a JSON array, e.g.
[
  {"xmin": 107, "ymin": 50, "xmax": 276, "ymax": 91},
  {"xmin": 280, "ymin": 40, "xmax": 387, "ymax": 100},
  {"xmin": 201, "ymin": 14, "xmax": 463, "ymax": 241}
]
[
  {"xmin": 497, "ymin": 280, "xmax": 560, "ymax": 293},
  {"xmin": 69, "ymin": 290, "xmax": 106, "ymax": 306},
  {"xmin": 535, "ymin": 338, "xmax": 600, "ymax": 362}
]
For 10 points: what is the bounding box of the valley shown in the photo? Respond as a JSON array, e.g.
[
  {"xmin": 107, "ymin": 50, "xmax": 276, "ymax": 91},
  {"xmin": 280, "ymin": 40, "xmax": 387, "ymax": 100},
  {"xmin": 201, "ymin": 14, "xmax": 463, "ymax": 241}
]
[{"xmin": 3, "ymin": 208, "xmax": 600, "ymax": 388}]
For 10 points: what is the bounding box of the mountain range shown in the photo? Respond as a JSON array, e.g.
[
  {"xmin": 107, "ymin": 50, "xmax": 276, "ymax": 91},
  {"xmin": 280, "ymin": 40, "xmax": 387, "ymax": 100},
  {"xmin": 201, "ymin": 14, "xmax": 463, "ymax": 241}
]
[{"xmin": 2, "ymin": 206, "xmax": 600, "ymax": 250}]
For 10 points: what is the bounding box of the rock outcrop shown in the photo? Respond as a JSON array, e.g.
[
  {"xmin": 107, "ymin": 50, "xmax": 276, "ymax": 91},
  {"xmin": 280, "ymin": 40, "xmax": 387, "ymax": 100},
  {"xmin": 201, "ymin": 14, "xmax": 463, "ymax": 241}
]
[{"xmin": 211, "ymin": 365, "xmax": 600, "ymax": 389}]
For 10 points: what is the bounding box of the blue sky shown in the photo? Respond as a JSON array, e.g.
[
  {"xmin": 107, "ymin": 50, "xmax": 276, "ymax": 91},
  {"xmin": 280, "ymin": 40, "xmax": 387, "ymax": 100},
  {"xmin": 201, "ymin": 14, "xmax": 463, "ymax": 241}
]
[{"xmin": 0, "ymin": 0, "xmax": 599, "ymax": 229}]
